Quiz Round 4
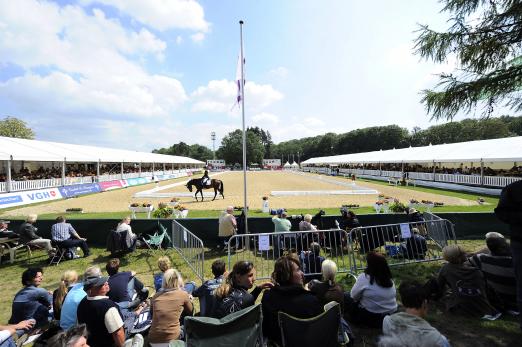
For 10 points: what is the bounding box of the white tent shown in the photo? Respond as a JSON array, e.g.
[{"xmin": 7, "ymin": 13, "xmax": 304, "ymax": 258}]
[
  {"xmin": 283, "ymin": 161, "xmax": 292, "ymax": 168},
  {"xmin": 0, "ymin": 136, "xmax": 204, "ymax": 164},
  {"xmin": 291, "ymin": 161, "xmax": 299, "ymax": 168},
  {"xmin": 302, "ymin": 136, "xmax": 522, "ymax": 165}
]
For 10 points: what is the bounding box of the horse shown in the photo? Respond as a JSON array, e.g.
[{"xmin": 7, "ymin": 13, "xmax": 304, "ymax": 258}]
[{"xmin": 185, "ymin": 178, "xmax": 225, "ymax": 201}]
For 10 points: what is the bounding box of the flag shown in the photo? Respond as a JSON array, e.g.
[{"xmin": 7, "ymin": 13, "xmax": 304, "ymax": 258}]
[{"xmin": 235, "ymin": 52, "xmax": 245, "ymax": 108}]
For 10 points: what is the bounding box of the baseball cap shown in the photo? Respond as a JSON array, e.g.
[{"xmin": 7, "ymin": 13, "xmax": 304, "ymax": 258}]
[
  {"xmin": 83, "ymin": 275, "xmax": 109, "ymax": 291},
  {"xmin": 0, "ymin": 220, "xmax": 10, "ymax": 224}
]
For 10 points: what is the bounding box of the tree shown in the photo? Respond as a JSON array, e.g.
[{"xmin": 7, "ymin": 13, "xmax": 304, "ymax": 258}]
[
  {"xmin": 188, "ymin": 144, "xmax": 214, "ymax": 162},
  {"xmin": 415, "ymin": 0, "xmax": 522, "ymax": 120},
  {"xmin": 0, "ymin": 116, "xmax": 35, "ymax": 139},
  {"xmin": 248, "ymin": 126, "xmax": 273, "ymax": 158},
  {"xmin": 217, "ymin": 129, "xmax": 265, "ymax": 165}
]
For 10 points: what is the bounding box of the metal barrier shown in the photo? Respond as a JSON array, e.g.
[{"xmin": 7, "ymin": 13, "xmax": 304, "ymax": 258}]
[
  {"xmin": 227, "ymin": 229, "xmax": 351, "ymax": 281},
  {"xmin": 171, "ymin": 220, "xmax": 205, "ymax": 282},
  {"xmin": 347, "ymin": 218, "xmax": 457, "ymax": 274}
]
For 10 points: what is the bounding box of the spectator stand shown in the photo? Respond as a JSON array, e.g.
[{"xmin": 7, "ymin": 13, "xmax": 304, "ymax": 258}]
[{"xmin": 171, "ymin": 220, "xmax": 205, "ymax": 283}]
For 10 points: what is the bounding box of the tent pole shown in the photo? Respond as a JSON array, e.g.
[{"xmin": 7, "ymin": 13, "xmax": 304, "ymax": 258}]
[
  {"xmin": 480, "ymin": 160, "xmax": 484, "ymax": 186},
  {"xmin": 61, "ymin": 158, "xmax": 66, "ymax": 186},
  {"xmin": 6, "ymin": 157, "xmax": 12, "ymax": 192},
  {"xmin": 139, "ymin": 162, "xmax": 142, "ymax": 177},
  {"xmin": 96, "ymin": 160, "xmax": 100, "ymax": 182},
  {"xmin": 163, "ymin": 163, "xmax": 166, "ymax": 174},
  {"xmin": 121, "ymin": 162, "xmax": 124, "ymax": 180}
]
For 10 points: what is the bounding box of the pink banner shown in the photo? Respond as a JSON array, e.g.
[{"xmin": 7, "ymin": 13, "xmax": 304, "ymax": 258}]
[{"xmin": 99, "ymin": 180, "xmax": 123, "ymax": 191}]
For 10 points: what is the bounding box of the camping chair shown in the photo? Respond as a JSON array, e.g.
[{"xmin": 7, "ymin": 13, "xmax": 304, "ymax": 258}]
[
  {"xmin": 278, "ymin": 301, "xmax": 347, "ymax": 347},
  {"xmin": 184, "ymin": 304, "xmax": 263, "ymax": 347},
  {"xmin": 48, "ymin": 244, "xmax": 66, "ymax": 266},
  {"xmin": 143, "ymin": 222, "xmax": 172, "ymax": 250}
]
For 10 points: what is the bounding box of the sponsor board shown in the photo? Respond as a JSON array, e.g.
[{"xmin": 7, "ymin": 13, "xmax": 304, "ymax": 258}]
[
  {"xmin": 125, "ymin": 177, "xmax": 151, "ymax": 186},
  {"xmin": 99, "ymin": 180, "xmax": 124, "ymax": 191},
  {"xmin": 0, "ymin": 188, "xmax": 63, "ymax": 209},
  {"xmin": 59, "ymin": 183, "xmax": 101, "ymax": 198}
]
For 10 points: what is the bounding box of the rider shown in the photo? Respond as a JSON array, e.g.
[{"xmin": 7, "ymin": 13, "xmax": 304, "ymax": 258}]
[{"xmin": 202, "ymin": 170, "xmax": 211, "ymax": 187}]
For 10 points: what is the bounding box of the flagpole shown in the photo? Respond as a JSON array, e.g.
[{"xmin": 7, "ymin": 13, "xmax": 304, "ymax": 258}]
[{"xmin": 239, "ymin": 20, "xmax": 248, "ymax": 234}]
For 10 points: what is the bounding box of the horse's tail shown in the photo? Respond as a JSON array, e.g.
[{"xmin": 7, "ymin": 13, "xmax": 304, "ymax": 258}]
[{"xmin": 220, "ymin": 180, "xmax": 224, "ymax": 193}]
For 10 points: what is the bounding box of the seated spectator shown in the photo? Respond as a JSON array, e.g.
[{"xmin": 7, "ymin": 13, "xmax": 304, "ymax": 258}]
[
  {"xmin": 148, "ymin": 269, "xmax": 194, "ymax": 346},
  {"xmin": 0, "ymin": 220, "xmax": 18, "ymax": 239},
  {"xmin": 60, "ymin": 266, "xmax": 100, "ymax": 330},
  {"xmin": 153, "ymin": 256, "xmax": 171, "ymax": 292},
  {"xmin": 467, "ymin": 232, "xmax": 505, "ymax": 257},
  {"xmin": 338, "ymin": 208, "xmax": 361, "ymax": 231},
  {"xmin": 18, "ymin": 214, "xmax": 53, "ymax": 255},
  {"xmin": 401, "ymin": 227, "xmax": 428, "ymax": 260},
  {"xmin": 77, "ymin": 274, "xmax": 144, "ymax": 347},
  {"xmin": 0, "ymin": 320, "xmax": 34, "ymax": 347},
  {"xmin": 379, "ymin": 281, "xmax": 450, "ymax": 347},
  {"xmin": 115, "ymin": 217, "xmax": 137, "ymax": 250},
  {"xmin": 469, "ymin": 236, "xmax": 517, "ymax": 313},
  {"xmin": 213, "ymin": 261, "xmax": 272, "ymax": 318},
  {"xmin": 345, "ymin": 252, "xmax": 397, "ymax": 328},
  {"xmin": 106, "ymin": 258, "xmax": 149, "ymax": 311},
  {"xmin": 308, "ymin": 259, "xmax": 344, "ymax": 309},
  {"xmin": 53, "ymin": 270, "xmax": 79, "ymax": 320},
  {"xmin": 193, "ymin": 259, "xmax": 226, "ymax": 317},
  {"xmin": 51, "ymin": 216, "xmax": 90, "ymax": 258},
  {"xmin": 9, "ymin": 267, "xmax": 52, "ymax": 329},
  {"xmin": 437, "ymin": 245, "xmax": 498, "ymax": 318},
  {"xmin": 47, "ymin": 324, "xmax": 88, "ymax": 347},
  {"xmin": 299, "ymin": 242, "xmax": 325, "ymax": 282},
  {"xmin": 261, "ymin": 255, "xmax": 323, "ymax": 345}
]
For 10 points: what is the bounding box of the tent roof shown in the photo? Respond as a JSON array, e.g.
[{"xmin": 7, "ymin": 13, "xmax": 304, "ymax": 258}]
[
  {"xmin": 283, "ymin": 161, "xmax": 291, "ymax": 167},
  {"xmin": 0, "ymin": 136, "xmax": 204, "ymax": 164},
  {"xmin": 302, "ymin": 136, "xmax": 522, "ymax": 165}
]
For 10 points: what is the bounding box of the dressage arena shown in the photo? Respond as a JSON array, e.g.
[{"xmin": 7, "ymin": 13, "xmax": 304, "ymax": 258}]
[{"xmin": 1, "ymin": 171, "xmax": 478, "ymax": 216}]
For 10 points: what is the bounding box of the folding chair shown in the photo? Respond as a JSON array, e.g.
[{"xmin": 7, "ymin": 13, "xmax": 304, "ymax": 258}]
[
  {"xmin": 184, "ymin": 304, "xmax": 263, "ymax": 347},
  {"xmin": 142, "ymin": 222, "xmax": 172, "ymax": 250},
  {"xmin": 278, "ymin": 301, "xmax": 346, "ymax": 347},
  {"xmin": 48, "ymin": 242, "xmax": 67, "ymax": 266}
]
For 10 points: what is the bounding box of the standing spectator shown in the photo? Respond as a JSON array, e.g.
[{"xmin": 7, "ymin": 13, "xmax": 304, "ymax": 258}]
[
  {"xmin": 18, "ymin": 214, "xmax": 53, "ymax": 254},
  {"xmin": 379, "ymin": 281, "xmax": 450, "ymax": 347},
  {"xmin": 148, "ymin": 269, "xmax": 193, "ymax": 346},
  {"xmin": 261, "ymin": 255, "xmax": 323, "ymax": 345},
  {"xmin": 51, "ymin": 216, "xmax": 90, "ymax": 258},
  {"xmin": 218, "ymin": 206, "xmax": 237, "ymax": 250},
  {"xmin": 338, "ymin": 208, "xmax": 361, "ymax": 231},
  {"xmin": 9, "ymin": 267, "xmax": 52, "ymax": 329},
  {"xmin": 52, "ymin": 270, "xmax": 79, "ymax": 320},
  {"xmin": 193, "ymin": 259, "xmax": 226, "ymax": 317},
  {"xmin": 346, "ymin": 252, "xmax": 398, "ymax": 328},
  {"xmin": 469, "ymin": 236, "xmax": 517, "ymax": 313},
  {"xmin": 272, "ymin": 210, "xmax": 293, "ymax": 256},
  {"xmin": 0, "ymin": 220, "xmax": 18, "ymax": 239},
  {"xmin": 60, "ymin": 266, "xmax": 100, "ymax": 330},
  {"xmin": 212, "ymin": 261, "xmax": 272, "ymax": 318},
  {"xmin": 495, "ymin": 180, "xmax": 522, "ymax": 329},
  {"xmin": 77, "ymin": 274, "xmax": 144, "ymax": 347},
  {"xmin": 437, "ymin": 245, "xmax": 498, "ymax": 318}
]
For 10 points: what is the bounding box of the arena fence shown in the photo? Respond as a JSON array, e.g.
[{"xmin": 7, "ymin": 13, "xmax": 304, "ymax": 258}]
[
  {"xmin": 171, "ymin": 220, "xmax": 205, "ymax": 282},
  {"xmin": 347, "ymin": 218, "xmax": 457, "ymax": 274},
  {"xmin": 227, "ymin": 229, "xmax": 351, "ymax": 281}
]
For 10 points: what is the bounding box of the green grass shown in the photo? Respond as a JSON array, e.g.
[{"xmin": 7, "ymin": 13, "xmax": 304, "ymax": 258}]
[{"xmin": 1, "ymin": 240, "xmax": 521, "ymax": 346}]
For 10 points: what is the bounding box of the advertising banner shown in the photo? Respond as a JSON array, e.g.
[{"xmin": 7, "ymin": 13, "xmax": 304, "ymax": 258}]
[
  {"xmin": 0, "ymin": 188, "xmax": 63, "ymax": 209},
  {"xmin": 99, "ymin": 180, "xmax": 124, "ymax": 191},
  {"xmin": 125, "ymin": 177, "xmax": 150, "ymax": 186},
  {"xmin": 58, "ymin": 183, "xmax": 101, "ymax": 198}
]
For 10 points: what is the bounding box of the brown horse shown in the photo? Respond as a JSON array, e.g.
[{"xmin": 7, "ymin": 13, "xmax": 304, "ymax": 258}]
[{"xmin": 186, "ymin": 178, "xmax": 225, "ymax": 201}]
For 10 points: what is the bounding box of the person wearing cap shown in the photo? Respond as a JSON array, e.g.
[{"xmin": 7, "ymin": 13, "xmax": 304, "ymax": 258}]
[
  {"xmin": 51, "ymin": 216, "xmax": 90, "ymax": 258},
  {"xmin": 218, "ymin": 206, "xmax": 237, "ymax": 250},
  {"xmin": 469, "ymin": 234, "xmax": 517, "ymax": 313},
  {"xmin": 272, "ymin": 210, "xmax": 292, "ymax": 256},
  {"xmin": 77, "ymin": 274, "xmax": 144, "ymax": 347},
  {"xmin": 0, "ymin": 220, "xmax": 19, "ymax": 239}
]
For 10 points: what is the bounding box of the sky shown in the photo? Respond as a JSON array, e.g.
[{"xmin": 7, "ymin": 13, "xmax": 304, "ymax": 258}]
[{"xmin": 0, "ymin": 0, "xmax": 493, "ymax": 152}]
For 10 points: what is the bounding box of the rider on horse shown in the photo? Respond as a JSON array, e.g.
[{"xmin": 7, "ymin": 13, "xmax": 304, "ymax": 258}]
[{"xmin": 201, "ymin": 170, "xmax": 211, "ymax": 188}]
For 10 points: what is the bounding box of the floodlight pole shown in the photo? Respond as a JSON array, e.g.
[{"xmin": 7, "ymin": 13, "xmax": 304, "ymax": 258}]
[
  {"xmin": 239, "ymin": 20, "xmax": 248, "ymax": 234},
  {"xmin": 211, "ymin": 131, "xmax": 216, "ymax": 160}
]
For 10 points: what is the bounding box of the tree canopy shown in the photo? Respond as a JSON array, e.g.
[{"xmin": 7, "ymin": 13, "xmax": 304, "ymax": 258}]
[
  {"xmin": 216, "ymin": 129, "xmax": 265, "ymax": 165},
  {"xmin": 0, "ymin": 116, "xmax": 35, "ymax": 139},
  {"xmin": 152, "ymin": 142, "xmax": 213, "ymax": 162},
  {"xmin": 415, "ymin": 0, "xmax": 522, "ymax": 120}
]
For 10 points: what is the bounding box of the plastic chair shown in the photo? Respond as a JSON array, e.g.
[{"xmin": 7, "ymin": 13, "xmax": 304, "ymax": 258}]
[
  {"xmin": 184, "ymin": 304, "xmax": 263, "ymax": 347},
  {"xmin": 278, "ymin": 301, "xmax": 344, "ymax": 347}
]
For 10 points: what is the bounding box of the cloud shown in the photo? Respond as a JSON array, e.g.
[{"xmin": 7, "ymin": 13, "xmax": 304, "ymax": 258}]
[
  {"xmin": 269, "ymin": 66, "xmax": 289, "ymax": 78},
  {"xmin": 0, "ymin": 0, "xmax": 187, "ymax": 123},
  {"xmin": 190, "ymin": 32, "xmax": 205, "ymax": 43},
  {"xmin": 190, "ymin": 79, "xmax": 284, "ymax": 114},
  {"xmin": 251, "ymin": 112, "xmax": 280, "ymax": 126},
  {"xmin": 176, "ymin": 35, "xmax": 184, "ymax": 45},
  {"xmin": 81, "ymin": 0, "xmax": 210, "ymax": 32}
]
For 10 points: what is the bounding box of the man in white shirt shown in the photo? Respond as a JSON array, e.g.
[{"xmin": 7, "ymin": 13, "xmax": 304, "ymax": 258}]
[{"xmin": 218, "ymin": 206, "xmax": 237, "ymax": 250}]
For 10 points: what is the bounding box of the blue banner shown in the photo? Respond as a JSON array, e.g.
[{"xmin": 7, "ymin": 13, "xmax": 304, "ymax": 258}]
[
  {"xmin": 0, "ymin": 194, "xmax": 23, "ymax": 205},
  {"xmin": 125, "ymin": 177, "xmax": 149, "ymax": 186},
  {"xmin": 58, "ymin": 183, "xmax": 101, "ymax": 198}
]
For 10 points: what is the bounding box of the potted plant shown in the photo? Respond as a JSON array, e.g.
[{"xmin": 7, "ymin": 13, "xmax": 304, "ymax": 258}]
[{"xmin": 153, "ymin": 205, "xmax": 173, "ymax": 218}]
